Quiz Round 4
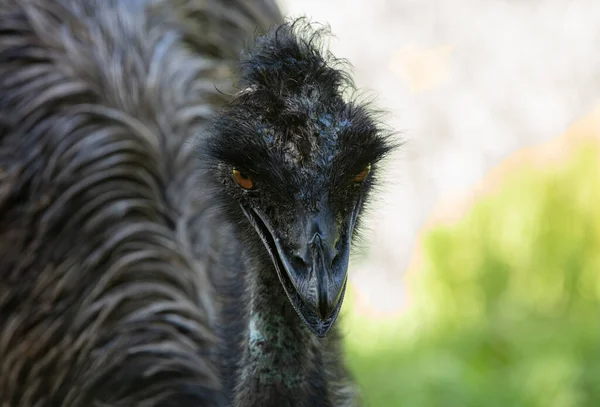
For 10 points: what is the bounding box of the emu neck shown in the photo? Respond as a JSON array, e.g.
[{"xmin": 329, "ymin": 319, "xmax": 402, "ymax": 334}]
[{"xmin": 234, "ymin": 258, "xmax": 328, "ymax": 407}]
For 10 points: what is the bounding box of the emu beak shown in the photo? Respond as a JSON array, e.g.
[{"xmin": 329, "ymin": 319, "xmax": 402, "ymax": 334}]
[{"xmin": 241, "ymin": 203, "xmax": 360, "ymax": 338}]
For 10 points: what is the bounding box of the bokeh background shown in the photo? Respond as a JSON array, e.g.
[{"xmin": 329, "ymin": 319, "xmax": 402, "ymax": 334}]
[{"xmin": 276, "ymin": 0, "xmax": 600, "ymax": 405}]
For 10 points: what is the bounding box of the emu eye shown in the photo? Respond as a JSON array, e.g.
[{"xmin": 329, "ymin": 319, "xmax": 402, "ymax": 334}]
[
  {"xmin": 353, "ymin": 164, "xmax": 371, "ymax": 183},
  {"xmin": 232, "ymin": 169, "xmax": 255, "ymax": 190}
]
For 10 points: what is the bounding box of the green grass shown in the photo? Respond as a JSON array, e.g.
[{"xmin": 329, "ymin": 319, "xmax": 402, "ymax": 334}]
[{"xmin": 344, "ymin": 141, "xmax": 600, "ymax": 407}]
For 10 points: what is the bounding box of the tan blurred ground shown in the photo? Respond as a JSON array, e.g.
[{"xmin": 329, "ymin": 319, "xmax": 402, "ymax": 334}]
[{"xmin": 278, "ymin": 0, "xmax": 600, "ymax": 315}]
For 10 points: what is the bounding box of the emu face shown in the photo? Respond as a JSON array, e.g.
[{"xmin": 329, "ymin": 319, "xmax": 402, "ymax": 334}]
[{"xmin": 204, "ymin": 23, "xmax": 393, "ymax": 337}]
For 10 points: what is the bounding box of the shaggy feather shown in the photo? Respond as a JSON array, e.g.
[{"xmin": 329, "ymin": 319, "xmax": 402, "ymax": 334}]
[
  {"xmin": 0, "ymin": 0, "xmax": 275, "ymax": 405},
  {"xmin": 0, "ymin": 1, "xmax": 396, "ymax": 406}
]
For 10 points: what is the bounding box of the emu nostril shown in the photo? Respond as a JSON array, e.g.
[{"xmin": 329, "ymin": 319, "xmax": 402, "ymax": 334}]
[
  {"xmin": 292, "ymin": 251, "xmax": 309, "ymax": 268},
  {"xmin": 331, "ymin": 251, "xmax": 339, "ymax": 266}
]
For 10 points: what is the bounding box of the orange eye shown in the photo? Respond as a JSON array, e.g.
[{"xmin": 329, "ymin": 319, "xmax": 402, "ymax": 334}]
[
  {"xmin": 353, "ymin": 164, "xmax": 371, "ymax": 183},
  {"xmin": 232, "ymin": 169, "xmax": 255, "ymax": 190}
]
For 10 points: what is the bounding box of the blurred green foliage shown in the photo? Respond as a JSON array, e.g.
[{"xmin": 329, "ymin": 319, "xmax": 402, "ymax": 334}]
[{"xmin": 344, "ymin": 141, "xmax": 600, "ymax": 407}]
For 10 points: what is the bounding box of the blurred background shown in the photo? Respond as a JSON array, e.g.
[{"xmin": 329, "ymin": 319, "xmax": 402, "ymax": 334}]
[{"xmin": 275, "ymin": 0, "xmax": 600, "ymax": 405}]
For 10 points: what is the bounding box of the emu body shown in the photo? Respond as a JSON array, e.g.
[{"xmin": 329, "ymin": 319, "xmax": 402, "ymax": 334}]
[{"xmin": 0, "ymin": 0, "xmax": 393, "ymax": 406}]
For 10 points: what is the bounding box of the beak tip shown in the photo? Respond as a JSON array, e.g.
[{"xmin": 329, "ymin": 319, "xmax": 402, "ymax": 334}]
[{"xmin": 311, "ymin": 320, "xmax": 332, "ymax": 338}]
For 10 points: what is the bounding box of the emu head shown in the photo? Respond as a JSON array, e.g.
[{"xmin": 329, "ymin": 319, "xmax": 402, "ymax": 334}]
[{"xmin": 203, "ymin": 21, "xmax": 394, "ymax": 337}]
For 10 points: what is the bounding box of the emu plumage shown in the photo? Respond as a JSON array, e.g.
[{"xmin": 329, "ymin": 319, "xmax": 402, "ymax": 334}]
[{"xmin": 0, "ymin": 0, "xmax": 394, "ymax": 406}]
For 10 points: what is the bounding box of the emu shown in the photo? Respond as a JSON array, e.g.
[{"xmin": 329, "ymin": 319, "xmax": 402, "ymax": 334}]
[{"xmin": 0, "ymin": 0, "xmax": 394, "ymax": 406}]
